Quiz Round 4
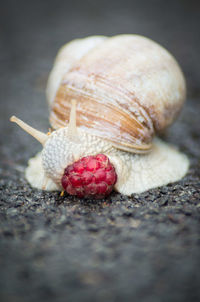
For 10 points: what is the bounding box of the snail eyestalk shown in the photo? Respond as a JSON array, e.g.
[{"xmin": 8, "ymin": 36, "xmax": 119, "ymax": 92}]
[
  {"xmin": 67, "ymin": 99, "xmax": 79, "ymax": 139},
  {"xmin": 10, "ymin": 116, "xmax": 48, "ymax": 145}
]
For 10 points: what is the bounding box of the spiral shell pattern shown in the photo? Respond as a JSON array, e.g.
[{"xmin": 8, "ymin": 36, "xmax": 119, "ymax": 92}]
[{"xmin": 48, "ymin": 35, "xmax": 186, "ymax": 153}]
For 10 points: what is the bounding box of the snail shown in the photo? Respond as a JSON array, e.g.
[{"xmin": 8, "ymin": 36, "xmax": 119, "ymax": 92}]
[{"xmin": 10, "ymin": 34, "xmax": 189, "ymax": 197}]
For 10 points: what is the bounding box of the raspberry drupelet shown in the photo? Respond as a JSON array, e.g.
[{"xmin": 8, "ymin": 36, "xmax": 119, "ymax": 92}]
[{"xmin": 61, "ymin": 154, "xmax": 117, "ymax": 198}]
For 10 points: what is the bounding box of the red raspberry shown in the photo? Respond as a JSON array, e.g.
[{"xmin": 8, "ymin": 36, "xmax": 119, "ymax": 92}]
[{"xmin": 61, "ymin": 154, "xmax": 117, "ymax": 199}]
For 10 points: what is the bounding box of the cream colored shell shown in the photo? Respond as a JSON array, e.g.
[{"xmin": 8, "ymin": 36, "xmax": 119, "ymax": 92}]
[
  {"xmin": 46, "ymin": 36, "xmax": 107, "ymax": 107},
  {"xmin": 47, "ymin": 35, "xmax": 186, "ymax": 153}
]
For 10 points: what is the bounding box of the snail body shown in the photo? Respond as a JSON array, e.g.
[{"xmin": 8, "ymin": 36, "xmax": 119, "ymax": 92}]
[{"xmin": 11, "ymin": 35, "xmax": 189, "ymax": 196}]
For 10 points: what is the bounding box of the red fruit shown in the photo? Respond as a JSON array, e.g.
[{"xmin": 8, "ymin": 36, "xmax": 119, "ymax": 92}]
[{"xmin": 61, "ymin": 154, "xmax": 117, "ymax": 199}]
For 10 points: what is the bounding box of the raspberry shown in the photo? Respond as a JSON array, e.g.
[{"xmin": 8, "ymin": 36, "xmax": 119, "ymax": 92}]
[{"xmin": 61, "ymin": 154, "xmax": 117, "ymax": 199}]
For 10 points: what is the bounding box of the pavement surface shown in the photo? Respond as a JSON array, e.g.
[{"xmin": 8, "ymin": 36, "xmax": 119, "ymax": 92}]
[{"xmin": 0, "ymin": 1, "xmax": 200, "ymax": 301}]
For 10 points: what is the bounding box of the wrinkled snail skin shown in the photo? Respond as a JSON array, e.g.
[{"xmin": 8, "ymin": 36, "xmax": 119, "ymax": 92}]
[
  {"xmin": 12, "ymin": 35, "xmax": 189, "ymax": 196},
  {"xmin": 25, "ymin": 136, "xmax": 189, "ymax": 195}
]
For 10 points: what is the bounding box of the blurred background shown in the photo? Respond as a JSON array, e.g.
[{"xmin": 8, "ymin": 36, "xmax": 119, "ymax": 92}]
[{"xmin": 0, "ymin": 1, "xmax": 200, "ymax": 301}]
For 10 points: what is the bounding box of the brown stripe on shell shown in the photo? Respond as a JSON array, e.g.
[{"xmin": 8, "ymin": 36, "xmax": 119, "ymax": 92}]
[{"xmin": 50, "ymin": 82, "xmax": 154, "ymax": 152}]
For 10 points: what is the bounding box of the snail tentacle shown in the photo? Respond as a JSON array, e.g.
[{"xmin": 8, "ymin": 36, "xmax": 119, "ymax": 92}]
[
  {"xmin": 67, "ymin": 99, "xmax": 79, "ymax": 141},
  {"xmin": 10, "ymin": 116, "xmax": 48, "ymax": 145}
]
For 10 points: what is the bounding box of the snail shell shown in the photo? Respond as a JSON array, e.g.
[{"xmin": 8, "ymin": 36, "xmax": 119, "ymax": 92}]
[{"xmin": 47, "ymin": 35, "xmax": 186, "ymax": 153}]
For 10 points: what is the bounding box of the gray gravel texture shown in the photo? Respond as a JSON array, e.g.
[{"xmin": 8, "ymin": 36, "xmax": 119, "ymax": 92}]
[{"xmin": 0, "ymin": 1, "xmax": 200, "ymax": 301}]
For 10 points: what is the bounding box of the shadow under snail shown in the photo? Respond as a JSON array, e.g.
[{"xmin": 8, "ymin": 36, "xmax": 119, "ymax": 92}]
[{"xmin": 10, "ymin": 34, "xmax": 189, "ymax": 198}]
